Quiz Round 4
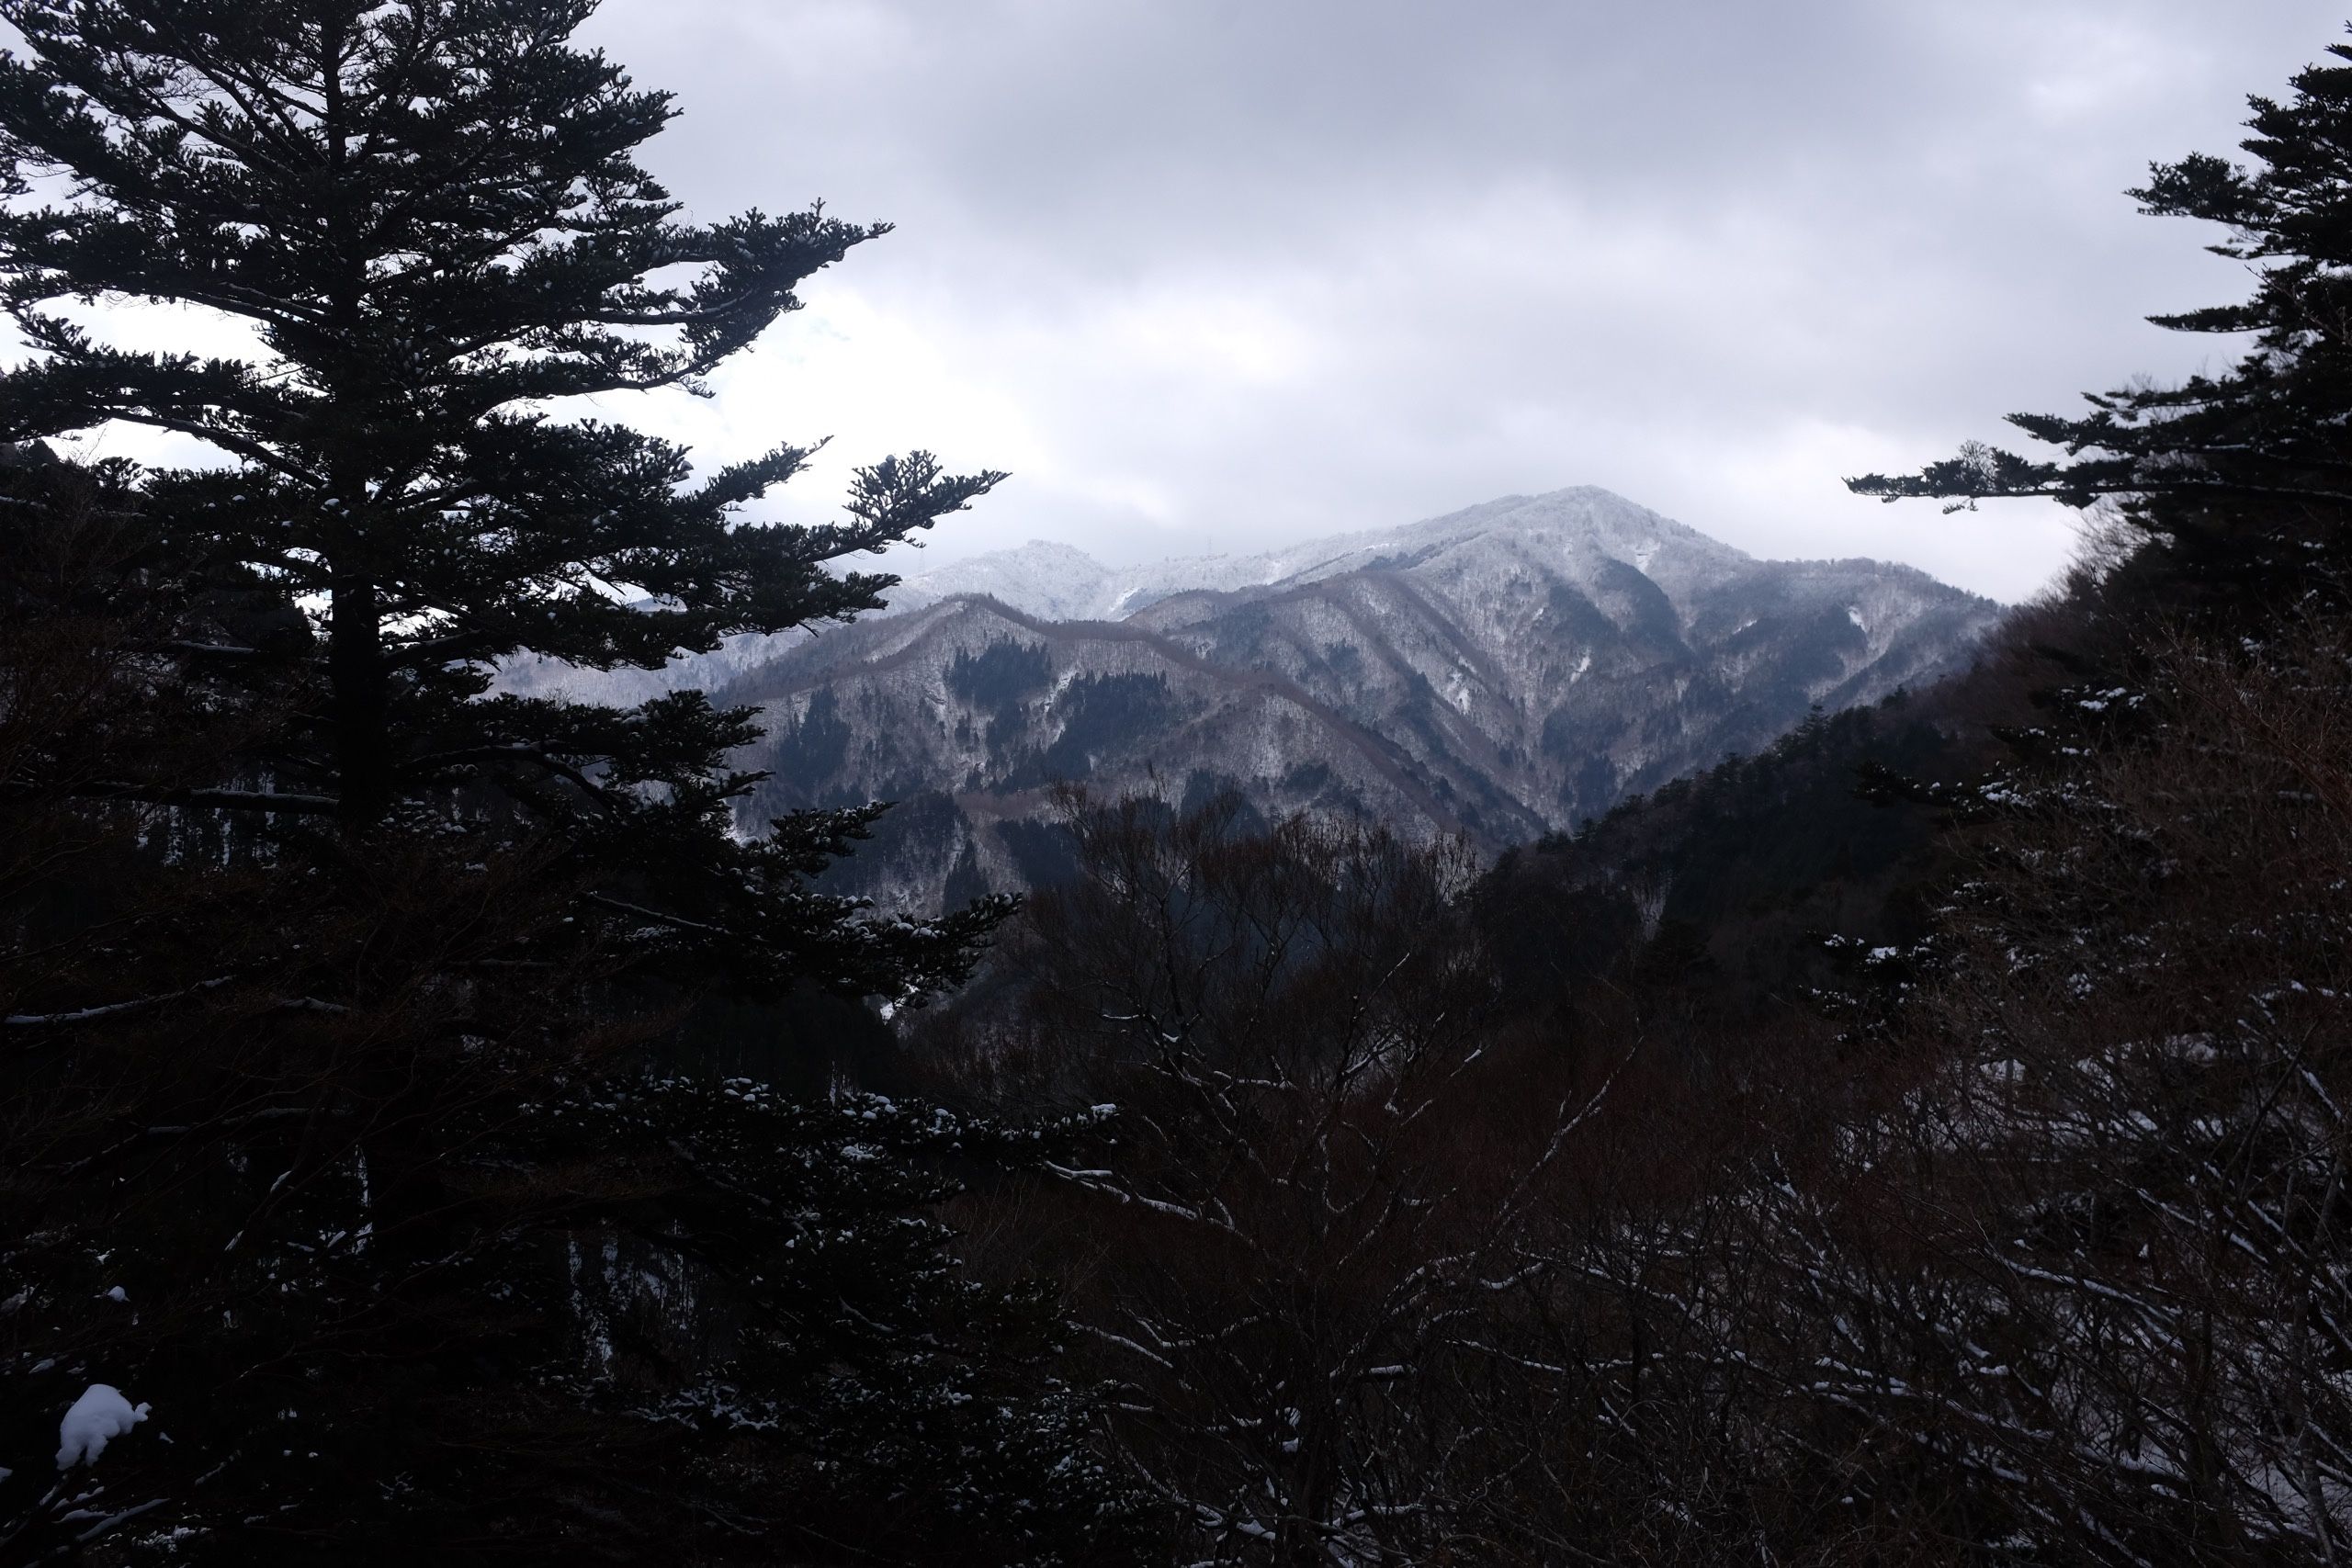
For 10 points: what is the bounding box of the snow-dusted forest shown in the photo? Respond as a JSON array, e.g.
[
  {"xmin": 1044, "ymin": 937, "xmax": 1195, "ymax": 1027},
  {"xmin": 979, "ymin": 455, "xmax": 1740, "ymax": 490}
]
[{"xmin": 4, "ymin": 4, "xmax": 2350, "ymax": 1564}]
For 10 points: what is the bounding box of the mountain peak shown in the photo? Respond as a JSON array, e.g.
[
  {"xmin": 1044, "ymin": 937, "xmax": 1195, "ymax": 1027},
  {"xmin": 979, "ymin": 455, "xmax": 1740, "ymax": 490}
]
[
  {"xmin": 886, "ymin": 489, "xmax": 1791, "ymax": 626},
  {"xmin": 718, "ymin": 486, "xmax": 2000, "ymax": 909},
  {"xmin": 505, "ymin": 484, "xmax": 2001, "ymax": 911}
]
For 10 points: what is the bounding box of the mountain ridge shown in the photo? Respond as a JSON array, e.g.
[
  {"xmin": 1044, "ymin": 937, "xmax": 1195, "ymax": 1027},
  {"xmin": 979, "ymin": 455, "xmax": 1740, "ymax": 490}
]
[
  {"xmin": 707, "ymin": 488, "xmax": 2003, "ymax": 909},
  {"xmin": 884, "ymin": 486, "xmax": 1757, "ymax": 624},
  {"xmin": 722, "ymin": 591, "xmax": 1482, "ymax": 836}
]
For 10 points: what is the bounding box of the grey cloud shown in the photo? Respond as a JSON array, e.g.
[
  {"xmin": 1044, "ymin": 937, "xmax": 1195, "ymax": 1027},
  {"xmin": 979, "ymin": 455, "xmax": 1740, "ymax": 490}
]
[{"xmin": 43, "ymin": 2, "xmax": 2352, "ymax": 603}]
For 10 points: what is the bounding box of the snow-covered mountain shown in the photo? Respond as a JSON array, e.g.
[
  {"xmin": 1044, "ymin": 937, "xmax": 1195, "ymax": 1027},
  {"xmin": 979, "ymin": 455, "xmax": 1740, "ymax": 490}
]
[
  {"xmin": 706, "ymin": 488, "xmax": 2002, "ymax": 910},
  {"xmin": 498, "ymin": 490, "xmax": 1785, "ymax": 703},
  {"xmin": 884, "ymin": 491, "xmax": 1753, "ymax": 621}
]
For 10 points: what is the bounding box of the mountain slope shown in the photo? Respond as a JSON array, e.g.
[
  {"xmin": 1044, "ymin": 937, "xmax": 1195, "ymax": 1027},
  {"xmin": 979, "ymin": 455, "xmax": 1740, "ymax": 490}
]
[{"xmin": 717, "ymin": 489, "xmax": 2002, "ymax": 909}]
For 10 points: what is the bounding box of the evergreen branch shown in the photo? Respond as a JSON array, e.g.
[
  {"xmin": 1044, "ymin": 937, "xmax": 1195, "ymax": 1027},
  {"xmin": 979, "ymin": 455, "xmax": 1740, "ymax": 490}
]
[
  {"xmin": 68, "ymin": 780, "xmax": 340, "ymax": 814},
  {"xmin": 4, "ymin": 973, "xmax": 236, "ymax": 1027},
  {"xmin": 82, "ymin": 406, "xmax": 326, "ymax": 485},
  {"xmin": 403, "ymin": 741, "xmax": 609, "ymax": 802},
  {"xmin": 156, "ymin": 639, "xmax": 275, "ymax": 661},
  {"xmin": 582, "ymin": 891, "xmax": 728, "ymax": 936},
  {"xmin": 380, "ymin": 628, "xmax": 496, "ymax": 667}
]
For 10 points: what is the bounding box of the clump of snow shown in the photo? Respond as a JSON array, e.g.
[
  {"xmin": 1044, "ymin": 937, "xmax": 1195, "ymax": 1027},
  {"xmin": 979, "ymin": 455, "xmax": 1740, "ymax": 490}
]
[
  {"xmin": 57, "ymin": 1383, "xmax": 150, "ymax": 1469},
  {"xmin": 101, "ymin": 1285, "xmax": 128, "ymax": 1303}
]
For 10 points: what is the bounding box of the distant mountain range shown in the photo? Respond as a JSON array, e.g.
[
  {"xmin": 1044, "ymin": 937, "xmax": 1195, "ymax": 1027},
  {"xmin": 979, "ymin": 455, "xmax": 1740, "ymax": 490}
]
[{"xmin": 603, "ymin": 487, "xmax": 2003, "ymax": 910}]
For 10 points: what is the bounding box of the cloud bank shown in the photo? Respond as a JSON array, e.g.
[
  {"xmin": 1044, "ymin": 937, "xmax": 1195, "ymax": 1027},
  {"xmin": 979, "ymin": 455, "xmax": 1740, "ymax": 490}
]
[{"xmin": 29, "ymin": 2, "xmax": 2352, "ymax": 602}]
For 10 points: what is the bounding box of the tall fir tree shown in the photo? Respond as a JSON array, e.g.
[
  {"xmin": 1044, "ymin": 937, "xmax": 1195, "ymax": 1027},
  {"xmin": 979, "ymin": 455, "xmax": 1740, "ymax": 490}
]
[
  {"xmin": 0, "ymin": 0, "xmax": 1015, "ymax": 990},
  {"xmin": 0, "ymin": 3, "xmax": 1151, "ymax": 1562},
  {"xmin": 1849, "ymin": 28, "xmax": 2352, "ymax": 617}
]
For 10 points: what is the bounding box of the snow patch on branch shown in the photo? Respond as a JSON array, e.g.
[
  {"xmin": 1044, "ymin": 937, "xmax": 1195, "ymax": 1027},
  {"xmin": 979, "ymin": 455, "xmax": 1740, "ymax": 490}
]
[{"xmin": 56, "ymin": 1383, "xmax": 150, "ymax": 1469}]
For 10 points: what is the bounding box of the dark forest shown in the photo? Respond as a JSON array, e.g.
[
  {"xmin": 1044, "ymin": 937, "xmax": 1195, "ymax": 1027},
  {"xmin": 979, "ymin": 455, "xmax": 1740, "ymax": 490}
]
[{"xmin": 4, "ymin": 5, "xmax": 2350, "ymax": 1564}]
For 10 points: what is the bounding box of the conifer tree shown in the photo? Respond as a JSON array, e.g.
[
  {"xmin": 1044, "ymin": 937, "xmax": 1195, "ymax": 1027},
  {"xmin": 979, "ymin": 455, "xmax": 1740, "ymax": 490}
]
[
  {"xmin": 1849, "ymin": 28, "xmax": 2352, "ymax": 612},
  {"xmin": 0, "ymin": 4, "xmax": 1150, "ymax": 1562},
  {"xmin": 0, "ymin": 0, "xmax": 1011, "ymax": 989}
]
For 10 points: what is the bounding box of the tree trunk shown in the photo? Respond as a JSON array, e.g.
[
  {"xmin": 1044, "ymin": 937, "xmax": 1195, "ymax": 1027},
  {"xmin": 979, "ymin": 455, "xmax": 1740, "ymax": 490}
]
[{"xmin": 330, "ymin": 565, "xmax": 388, "ymax": 827}]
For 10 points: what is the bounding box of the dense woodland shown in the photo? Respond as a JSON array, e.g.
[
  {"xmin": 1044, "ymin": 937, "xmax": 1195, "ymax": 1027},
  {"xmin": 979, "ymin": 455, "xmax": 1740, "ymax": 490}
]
[{"xmin": 3, "ymin": 3, "xmax": 2351, "ymax": 1564}]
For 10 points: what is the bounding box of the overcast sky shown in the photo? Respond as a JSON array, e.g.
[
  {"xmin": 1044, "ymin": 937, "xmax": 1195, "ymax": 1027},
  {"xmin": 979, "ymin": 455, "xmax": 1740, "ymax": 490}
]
[
  {"xmin": 24, "ymin": 3, "xmax": 2344, "ymax": 604},
  {"xmin": 560, "ymin": 1, "xmax": 2347, "ymax": 603}
]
